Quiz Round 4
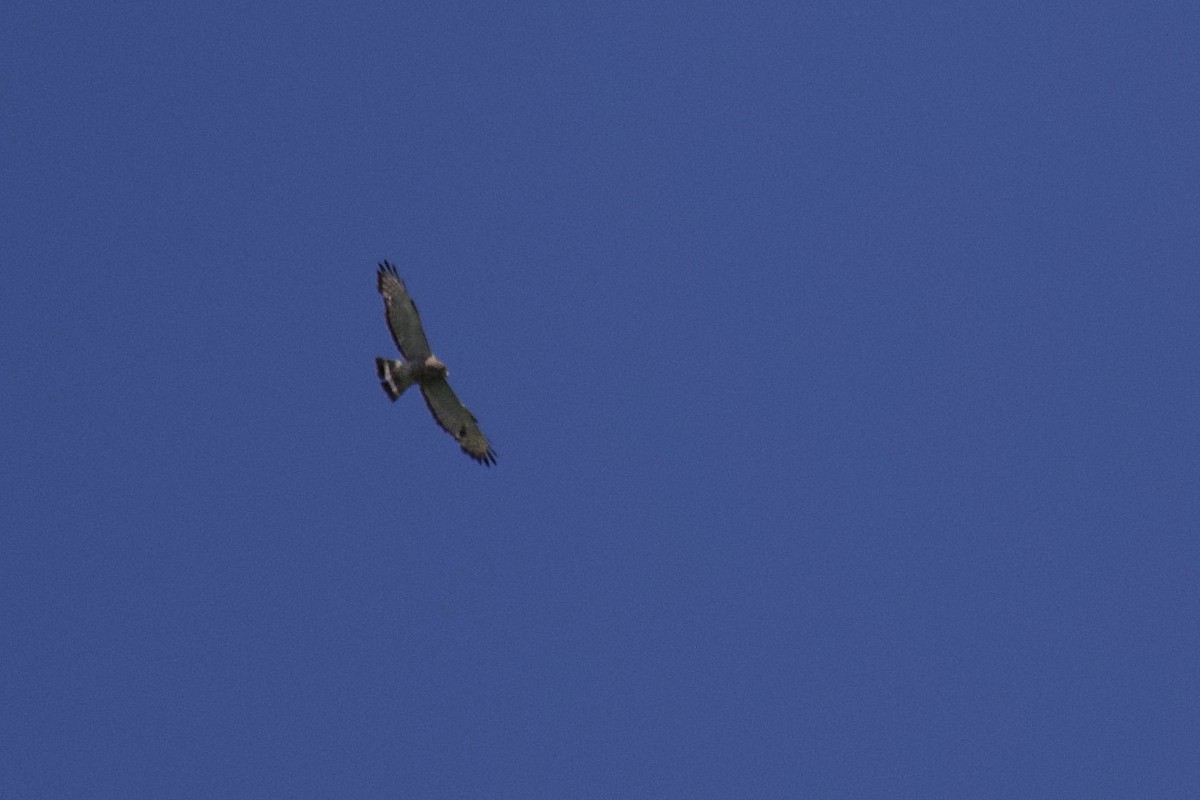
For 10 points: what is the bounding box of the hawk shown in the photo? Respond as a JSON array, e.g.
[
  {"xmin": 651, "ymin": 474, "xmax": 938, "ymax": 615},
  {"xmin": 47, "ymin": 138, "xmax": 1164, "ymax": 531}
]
[{"xmin": 374, "ymin": 260, "xmax": 497, "ymax": 466}]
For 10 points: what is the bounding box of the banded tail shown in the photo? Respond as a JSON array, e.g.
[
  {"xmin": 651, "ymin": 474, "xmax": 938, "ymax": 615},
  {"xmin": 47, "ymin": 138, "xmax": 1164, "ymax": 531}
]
[{"xmin": 375, "ymin": 358, "xmax": 415, "ymax": 401}]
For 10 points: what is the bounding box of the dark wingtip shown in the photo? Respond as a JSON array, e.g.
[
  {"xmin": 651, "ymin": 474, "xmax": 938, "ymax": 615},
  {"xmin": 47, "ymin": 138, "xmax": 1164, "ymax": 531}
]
[{"xmin": 469, "ymin": 447, "xmax": 498, "ymax": 467}]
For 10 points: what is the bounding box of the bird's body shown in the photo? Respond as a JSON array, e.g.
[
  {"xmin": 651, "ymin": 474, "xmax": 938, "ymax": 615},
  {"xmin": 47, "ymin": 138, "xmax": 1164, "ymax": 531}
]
[
  {"xmin": 374, "ymin": 261, "xmax": 496, "ymax": 466},
  {"xmin": 375, "ymin": 354, "xmax": 446, "ymax": 400}
]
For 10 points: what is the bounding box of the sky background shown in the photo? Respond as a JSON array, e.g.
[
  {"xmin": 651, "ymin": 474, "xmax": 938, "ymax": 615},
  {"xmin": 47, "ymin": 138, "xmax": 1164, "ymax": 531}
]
[{"xmin": 3, "ymin": 2, "xmax": 1198, "ymax": 797}]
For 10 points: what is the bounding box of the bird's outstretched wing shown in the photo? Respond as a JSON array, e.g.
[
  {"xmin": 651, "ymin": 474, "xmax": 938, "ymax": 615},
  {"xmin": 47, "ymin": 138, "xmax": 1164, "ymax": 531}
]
[
  {"xmin": 377, "ymin": 261, "xmax": 432, "ymax": 360},
  {"xmin": 420, "ymin": 378, "xmax": 498, "ymax": 466}
]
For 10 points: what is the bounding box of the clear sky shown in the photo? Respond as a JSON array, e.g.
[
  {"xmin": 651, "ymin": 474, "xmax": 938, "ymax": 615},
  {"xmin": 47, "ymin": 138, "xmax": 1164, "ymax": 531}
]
[{"xmin": 3, "ymin": 2, "xmax": 1198, "ymax": 797}]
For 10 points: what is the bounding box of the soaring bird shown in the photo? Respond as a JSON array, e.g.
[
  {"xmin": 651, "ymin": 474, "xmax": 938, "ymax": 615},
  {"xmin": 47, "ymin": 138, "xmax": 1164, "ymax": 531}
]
[{"xmin": 374, "ymin": 261, "xmax": 497, "ymax": 466}]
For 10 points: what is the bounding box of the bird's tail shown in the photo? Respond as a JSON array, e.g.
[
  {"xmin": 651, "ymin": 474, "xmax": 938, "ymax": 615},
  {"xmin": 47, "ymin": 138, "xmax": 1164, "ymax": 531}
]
[{"xmin": 375, "ymin": 358, "xmax": 414, "ymax": 401}]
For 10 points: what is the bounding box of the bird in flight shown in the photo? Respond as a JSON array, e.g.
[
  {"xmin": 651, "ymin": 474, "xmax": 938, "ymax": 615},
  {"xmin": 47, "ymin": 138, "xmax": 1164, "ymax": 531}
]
[{"xmin": 374, "ymin": 260, "xmax": 497, "ymax": 466}]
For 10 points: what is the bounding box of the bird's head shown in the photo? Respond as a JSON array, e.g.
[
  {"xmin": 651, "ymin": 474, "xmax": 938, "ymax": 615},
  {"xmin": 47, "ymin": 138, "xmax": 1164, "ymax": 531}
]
[{"xmin": 424, "ymin": 355, "xmax": 448, "ymax": 376}]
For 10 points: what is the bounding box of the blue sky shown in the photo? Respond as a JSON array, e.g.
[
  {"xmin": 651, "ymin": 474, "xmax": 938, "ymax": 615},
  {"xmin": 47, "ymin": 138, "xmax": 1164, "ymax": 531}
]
[{"xmin": 3, "ymin": 2, "xmax": 1198, "ymax": 797}]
